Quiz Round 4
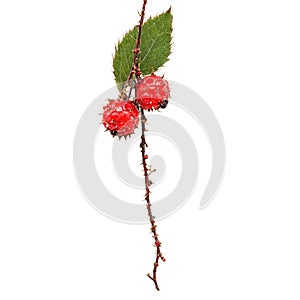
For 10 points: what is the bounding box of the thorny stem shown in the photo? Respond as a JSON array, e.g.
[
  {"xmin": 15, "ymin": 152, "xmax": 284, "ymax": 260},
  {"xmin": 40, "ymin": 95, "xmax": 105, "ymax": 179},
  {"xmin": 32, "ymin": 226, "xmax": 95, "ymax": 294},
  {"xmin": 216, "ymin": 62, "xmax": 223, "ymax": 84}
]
[
  {"xmin": 140, "ymin": 109, "xmax": 165, "ymax": 291},
  {"xmin": 135, "ymin": 0, "xmax": 166, "ymax": 291},
  {"xmin": 121, "ymin": 0, "xmax": 165, "ymax": 291}
]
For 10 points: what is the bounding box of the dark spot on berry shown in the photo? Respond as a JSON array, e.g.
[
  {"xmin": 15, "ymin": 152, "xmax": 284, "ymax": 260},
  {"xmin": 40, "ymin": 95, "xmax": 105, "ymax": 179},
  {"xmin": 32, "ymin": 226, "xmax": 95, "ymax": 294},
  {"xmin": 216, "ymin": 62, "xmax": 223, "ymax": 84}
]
[
  {"xmin": 159, "ymin": 100, "xmax": 168, "ymax": 109},
  {"xmin": 110, "ymin": 130, "xmax": 118, "ymax": 137}
]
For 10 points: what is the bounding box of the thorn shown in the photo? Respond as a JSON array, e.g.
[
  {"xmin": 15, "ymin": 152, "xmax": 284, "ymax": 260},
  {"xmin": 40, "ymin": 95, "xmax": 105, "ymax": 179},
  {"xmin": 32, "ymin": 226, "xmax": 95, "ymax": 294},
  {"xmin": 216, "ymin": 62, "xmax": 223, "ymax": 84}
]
[{"xmin": 148, "ymin": 169, "xmax": 156, "ymax": 175}]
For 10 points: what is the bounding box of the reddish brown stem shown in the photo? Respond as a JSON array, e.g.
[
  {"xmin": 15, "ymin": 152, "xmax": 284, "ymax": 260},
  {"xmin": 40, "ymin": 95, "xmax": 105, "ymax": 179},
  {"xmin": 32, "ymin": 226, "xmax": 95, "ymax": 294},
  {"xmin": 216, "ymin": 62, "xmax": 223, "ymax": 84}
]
[
  {"xmin": 140, "ymin": 109, "xmax": 165, "ymax": 291},
  {"xmin": 135, "ymin": 0, "xmax": 165, "ymax": 291},
  {"xmin": 122, "ymin": 0, "xmax": 165, "ymax": 291}
]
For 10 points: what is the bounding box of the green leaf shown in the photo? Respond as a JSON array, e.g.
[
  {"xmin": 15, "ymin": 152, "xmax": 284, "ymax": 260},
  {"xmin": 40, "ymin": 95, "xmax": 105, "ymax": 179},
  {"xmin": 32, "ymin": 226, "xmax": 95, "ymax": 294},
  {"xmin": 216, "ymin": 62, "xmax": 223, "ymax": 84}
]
[
  {"xmin": 113, "ymin": 9, "xmax": 173, "ymax": 87},
  {"xmin": 113, "ymin": 27, "xmax": 138, "ymax": 88},
  {"xmin": 139, "ymin": 9, "xmax": 173, "ymax": 75}
]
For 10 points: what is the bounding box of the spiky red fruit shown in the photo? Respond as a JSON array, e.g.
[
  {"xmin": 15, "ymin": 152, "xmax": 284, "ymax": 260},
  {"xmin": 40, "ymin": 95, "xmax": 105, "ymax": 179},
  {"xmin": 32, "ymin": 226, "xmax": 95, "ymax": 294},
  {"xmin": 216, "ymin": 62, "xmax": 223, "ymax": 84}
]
[
  {"xmin": 102, "ymin": 99, "xmax": 139, "ymax": 137},
  {"xmin": 136, "ymin": 75, "xmax": 170, "ymax": 111}
]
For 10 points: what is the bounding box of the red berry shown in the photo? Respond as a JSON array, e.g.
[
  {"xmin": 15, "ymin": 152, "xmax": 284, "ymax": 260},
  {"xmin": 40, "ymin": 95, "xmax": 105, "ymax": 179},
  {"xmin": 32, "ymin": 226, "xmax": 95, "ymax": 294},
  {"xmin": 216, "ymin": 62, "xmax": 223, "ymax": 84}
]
[
  {"xmin": 155, "ymin": 241, "xmax": 161, "ymax": 246},
  {"xmin": 136, "ymin": 75, "xmax": 170, "ymax": 111},
  {"xmin": 102, "ymin": 99, "xmax": 139, "ymax": 137}
]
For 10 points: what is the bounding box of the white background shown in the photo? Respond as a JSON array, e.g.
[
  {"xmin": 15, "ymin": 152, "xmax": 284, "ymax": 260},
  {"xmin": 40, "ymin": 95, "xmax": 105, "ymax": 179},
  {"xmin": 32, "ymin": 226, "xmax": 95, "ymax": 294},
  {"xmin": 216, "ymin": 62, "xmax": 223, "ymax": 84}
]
[{"xmin": 1, "ymin": 0, "xmax": 300, "ymax": 299}]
